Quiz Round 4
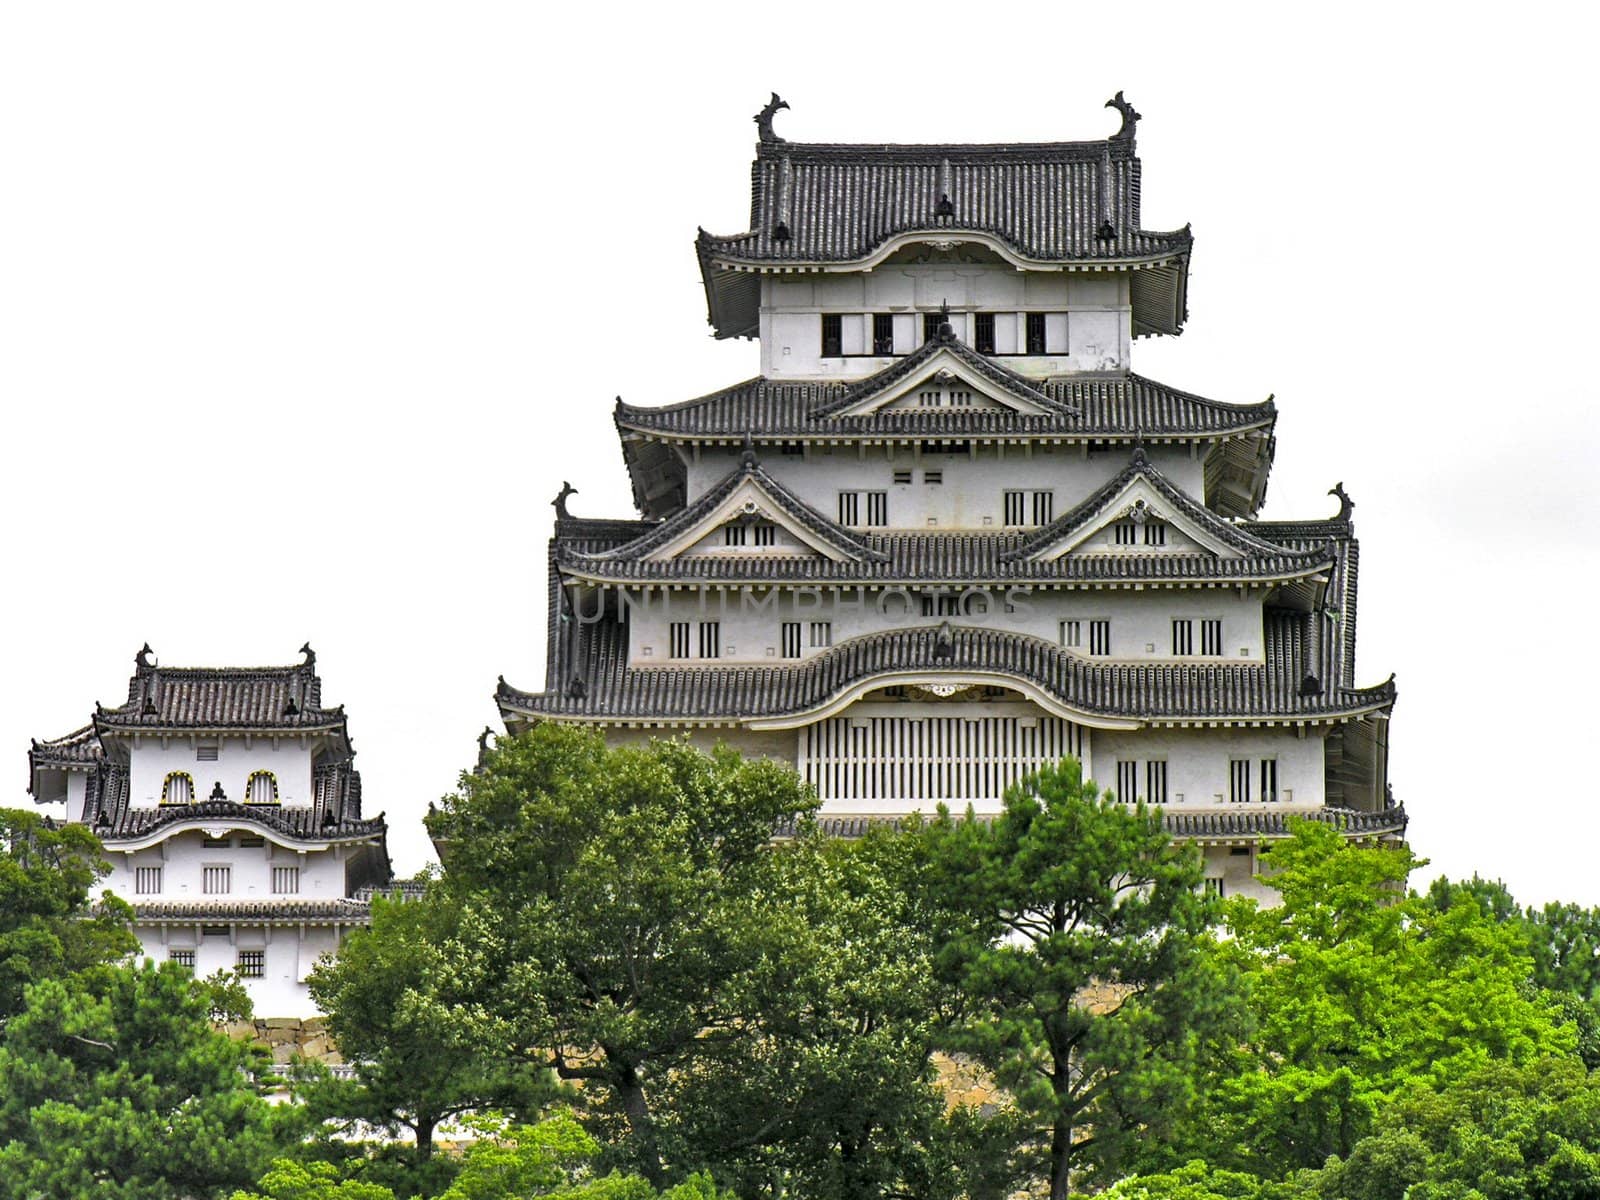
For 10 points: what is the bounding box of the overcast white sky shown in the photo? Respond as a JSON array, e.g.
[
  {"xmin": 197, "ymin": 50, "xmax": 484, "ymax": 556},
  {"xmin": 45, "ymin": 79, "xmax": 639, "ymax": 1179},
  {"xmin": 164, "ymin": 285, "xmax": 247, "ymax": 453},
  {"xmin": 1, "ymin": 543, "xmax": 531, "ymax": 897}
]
[{"xmin": 3, "ymin": 3, "xmax": 1597, "ymax": 904}]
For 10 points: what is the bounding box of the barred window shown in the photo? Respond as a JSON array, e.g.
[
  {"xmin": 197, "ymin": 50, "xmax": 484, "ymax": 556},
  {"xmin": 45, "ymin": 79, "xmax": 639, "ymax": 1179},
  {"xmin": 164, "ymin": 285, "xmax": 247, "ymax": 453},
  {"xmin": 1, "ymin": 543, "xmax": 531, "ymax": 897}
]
[
  {"xmin": 1201, "ymin": 619, "xmax": 1223, "ymax": 656},
  {"xmin": 236, "ymin": 949, "xmax": 264, "ymax": 978},
  {"xmin": 1025, "ymin": 312, "xmax": 1047, "ymax": 354},
  {"xmin": 161, "ymin": 772, "xmax": 194, "ymax": 806},
  {"xmin": 918, "ymin": 389, "xmax": 941, "ymax": 408},
  {"xmin": 169, "ymin": 948, "xmax": 195, "ymax": 968},
  {"xmin": 1031, "ymin": 490, "xmax": 1054, "ymax": 525},
  {"xmin": 947, "ymin": 390, "xmax": 973, "ymax": 408},
  {"xmin": 202, "ymin": 865, "xmax": 231, "ymax": 895},
  {"xmin": 246, "ymin": 770, "xmax": 278, "ymax": 805},
  {"xmin": 838, "ymin": 491, "xmax": 860, "ymax": 525},
  {"xmin": 752, "ymin": 523, "xmax": 776, "ymax": 546},
  {"xmin": 864, "ymin": 491, "xmax": 888, "ymax": 526},
  {"xmin": 781, "ymin": 622, "xmax": 802, "ymax": 659},
  {"xmin": 872, "ymin": 313, "xmax": 894, "ymax": 355},
  {"xmin": 974, "ymin": 312, "xmax": 996, "ymax": 354},
  {"xmin": 272, "ymin": 866, "xmax": 299, "ymax": 895},
  {"xmin": 135, "ymin": 866, "xmax": 162, "ymax": 895},
  {"xmin": 1088, "ymin": 620, "xmax": 1111, "ymax": 656},
  {"xmin": 809, "ymin": 622, "xmax": 832, "ymax": 648},
  {"xmin": 1229, "ymin": 759, "xmax": 1252, "ymax": 804},
  {"xmin": 1204, "ymin": 878, "xmax": 1226, "ymax": 898},
  {"xmin": 1146, "ymin": 761, "xmax": 1169, "ymax": 804},
  {"xmin": 1060, "ymin": 620, "xmax": 1082, "ymax": 648},
  {"xmin": 1144, "ymin": 521, "xmax": 1167, "ymax": 547},
  {"xmin": 1260, "ymin": 759, "xmax": 1279, "ymax": 804},
  {"xmin": 723, "ymin": 524, "xmax": 747, "ymax": 547},
  {"xmin": 821, "ymin": 313, "xmax": 842, "ymax": 357},
  {"xmin": 697, "ymin": 622, "xmax": 720, "ymax": 658},
  {"xmin": 1114, "ymin": 522, "xmax": 1139, "ymax": 546},
  {"xmin": 1003, "ymin": 490, "xmax": 1027, "ymax": 526},
  {"xmin": 1116, "ymin": 760, "xmax": 1138, "ymax": 803},
  {"xmin": 922, "ymin": 312, "xmax": 942, "ymax": 343},
  {"xmin": 893, "ymin": 469, "xmax": 913, "ymax": 485},
  {"xmin": 1172, "ymin": 619, "xmax": 1194, "ymax": 656},
  {"xmin": 195, "ymin": 744, "xmax": 219, "ymax": 762},
  {"xmin": 669, "ymin": 623, "xmax": 691, "ymax": 659}
]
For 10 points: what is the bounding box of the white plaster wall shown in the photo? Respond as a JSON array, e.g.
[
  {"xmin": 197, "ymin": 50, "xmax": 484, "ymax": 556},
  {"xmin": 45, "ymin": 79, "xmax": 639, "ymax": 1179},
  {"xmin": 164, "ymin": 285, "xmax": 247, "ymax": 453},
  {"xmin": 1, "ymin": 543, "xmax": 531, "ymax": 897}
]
[
  {"xmin": 66, "ymin": 772, "xmax": 90, "ymax": 822},
  {"xmin": 620, "ymin": 585, "xmax": 1266, "ymax": 666},
  {"xmin": 126, "ymin": 734, "xmax": 316, "ymax": 809},
  {"xmin": 683, "ymin": 444, "xmax": 1206, "ymax": 520},
  {"xmin": 139, "ymin": 922, "xmax": 346, "ymax": 1018},
  {"xmin": 1200, "ymin": 845, "xmax": 1278, "ymax": 904},
  {"xmin": 760, "ymin": 268, "xmax": 1131, "ymax": 379},
  {"xmin": 1089, "ymin": 726, "xmax": 1325, "ymax": 808},
  {"xmin": 105, "ymin": 830, "xmax": 349, "ymax": 900}
]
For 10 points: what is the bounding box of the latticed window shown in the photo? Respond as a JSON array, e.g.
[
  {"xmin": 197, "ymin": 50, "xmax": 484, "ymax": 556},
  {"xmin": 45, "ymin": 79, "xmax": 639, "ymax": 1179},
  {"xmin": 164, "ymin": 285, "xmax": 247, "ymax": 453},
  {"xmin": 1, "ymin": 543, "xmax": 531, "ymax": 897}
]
[
  {"xmin": 669, "ymin": 623, "xmax": 691, "ymax": 659},
  {"xmin": 135, "ymin": 866, "xmax": 162, "ymax": 895},
  {"xmin": 161, "ymin": 772, "xmax": 194, "ymax": 806},
  {"xmin": 1146, "ymin": 761, "xmax": 1169, "ymax": 804},
  {"xmin": 974, "ymin": 312, "xmax": 996, "ymax": 354},
  {"xmin": 1116, "ymin": 760, "xmax": 1138, "ymax": 803},
  {"xmin": 272, "ymin": 866, "xmax": 299, "ymax": 895},
  {"xmin": 1201, "ymin": 619, "xmax": 1223, "ymax": 656},
  {"xmin": 1060, "ymin": 620, "xmax": 1081, "ymax": 648},
  {"xmin": 1204, "ymin": 878, "xmax": 1226, "ymax": 898},
  {"xmin": 1031, "ymin": 490, "xmax": 1054, "ymax": 525},
  {"xmin": 1229, "ymin": 759, "xmax": 1252, "ymax": 804},
  {"xmin": 1088, "ymin": 620, "xmax": 1111, "ymax": 656},
  {"xmin": 872, "ymin": 313, "xmax": 894, "ymax": 355},
  {"xmin": 169, "ymin": 948, "xmax": 195, "ymax": 968},
  {"xmin": 202, "ymin": 866, "xmax": 231, "ymax": 895},
  {"xmin": 918, "ymin": 390, "xmax": 941, "ymax": 408},
  {"xmin": 947, "ymin": 390, "xmax": 973, "ymax": 408},
  {"xmin": 723, "ymin": 524, "xmax": 747, "ymax": 547},
  {"xmin": 1144, "ymin": 521, "xmax": 1167, "ymax": 546},
  {"xmin": 246, "ymin": 771, "xmax": 278, "ymax": 805},
  {"xmin": 1025, "ymin": 312, "xmax": 1047, "ymax": 354},
  {"xmin": 1004, "ymin": 491, "xmax": 1027, "ymax": 526},
  {"xmin": 1114, "ymin": 522, "xmax": 1139, "ymax": 546},
  {"xmin": 752, "ymin": 523, "xmax": 776, "ymax": 546},
  {"xmin": 821, "ymin": 313, "xmax": 842, "ymax": 357},
  {"xmin": 1260, "ymin": 759, "xmax": 1279, "ymax": 804},
  {"xmin": 195, "ymin": 744, "xmax": 219, "ymax": 762},
  {"xmin": 923, "ymin": 312, "xmax": 943, "ymax": 343},
  {"xmin": 865, "ymin": 491, "xmax": 887, "ymax": 525},
  {"xmin": 809, "ymin": 622, "xmax": 832, "ymax": 648},
  {"xmin": 236, "ymin": 950, "xmax": 264, "ymax": 978},
  {"xmin": 837, "ymin": 491, "xmax": 860, "ymax": 524},
  {"xmin": 1172, "ymin": 619, "xmax": 1194, "ymax": 656},
  {"xmin": 697, "ymin": 622, "xmax": 720, "ymax": 658},
  {"xmin": 781, "ymin": 622, "xmax": 801, "ymax": 659}
]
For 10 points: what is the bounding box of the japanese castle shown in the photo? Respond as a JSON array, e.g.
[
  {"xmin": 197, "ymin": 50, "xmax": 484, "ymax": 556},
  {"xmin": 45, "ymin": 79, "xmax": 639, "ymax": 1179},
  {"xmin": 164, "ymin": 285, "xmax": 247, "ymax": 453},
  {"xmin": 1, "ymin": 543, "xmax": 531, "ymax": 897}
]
[
  {"xmin": 495, "ymin": 94, "xmax": 1405, "ymax": 898},
  {"xmin": 29, "ymin": 646, "xmax": 391, "ymax": 1015}
]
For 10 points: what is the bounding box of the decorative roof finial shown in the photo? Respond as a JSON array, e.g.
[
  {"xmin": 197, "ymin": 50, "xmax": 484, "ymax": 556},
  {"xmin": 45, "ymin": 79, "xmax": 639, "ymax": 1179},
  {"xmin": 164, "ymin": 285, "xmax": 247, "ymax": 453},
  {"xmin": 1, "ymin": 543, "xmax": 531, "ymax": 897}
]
[
  {"xmin": 756, "ymin": 93, "xmax": 789, "ymax": 144},
  {"xmin": 936, "ymin": 158, "xmax": 955, "ymax": 217},
  {"xmin": 553, "ymin": 481, "xmax": 578, "ymax": 520},
  {"xmin": 209, "ymin": 780, "xmax": 226, "ymax": 802},
  {"xmin": 300, "ymin": 642, "xmax": 316, "ymax": 669},
  {"xmin": 567, "ymin": 673, "xmax": 588, "ymax": 701},
  {"xmin": 1130, "ymin": 444, "xmax": 1149, "ymax": 468},
  {"xmin": 740, "ymin": 433, "xmax": 758, "ymax": 469},
  {"xmin": 1105, "ymin": 91, "xmax": 1140, "ymax": 142},
  {"xmin": 477, "ymin": 725, "xmax": 493, "ymax": 755},
  {"xmin": 135, "ymin": 643, "xmax": 155, "ymax": 671},
  {"xmin": 933, "ymin": 620, "xmax": 955, "ymax": 660},
  {"xmin": 936, "ymin": 299, "xmax": 955, "ymax": 342},
  {"xmin": 1328, "ymin": 482, "xmax": 1354, "ymax": 522}
]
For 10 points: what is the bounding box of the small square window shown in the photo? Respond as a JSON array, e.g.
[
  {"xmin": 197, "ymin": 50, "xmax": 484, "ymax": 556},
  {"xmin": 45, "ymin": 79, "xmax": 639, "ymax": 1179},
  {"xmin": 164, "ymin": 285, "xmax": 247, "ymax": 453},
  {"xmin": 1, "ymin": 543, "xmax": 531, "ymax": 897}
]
[
  {"xmin": 169, "ymin": 948, "xmax": 195, "ymax": 968},
  {"xmin": 236, "ymin": 950, "xmax": 265, "ymax": 978}
]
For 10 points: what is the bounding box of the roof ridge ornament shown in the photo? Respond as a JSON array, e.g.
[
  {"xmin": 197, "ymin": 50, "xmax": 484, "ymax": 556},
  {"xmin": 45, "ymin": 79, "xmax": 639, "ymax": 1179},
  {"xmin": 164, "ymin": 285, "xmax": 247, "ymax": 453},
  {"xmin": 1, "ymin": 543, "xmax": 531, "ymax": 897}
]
[
  {"xmin": 936, "ymin": 159, "xmax": 955, "ymax": 217},
  {"xmin": 299, "ymin": 642, "xmax": 316, "ymax": 670},
  {"xmin": 773, "ymin": 156, "xmax": 794, "ymax": 242},
  {"xmin": 740, "ymin": 433, "xmax": 759, "ymax": 469},
  {"xmin": 553, "ymin": 481, "xmax": 578, "ymax": 520},
  {"xmin": 936, "ymin": 299, "xmax": 956, "ymax": 342},
  {"xmin": 135, "ymin": 643, "xmax": 155, "ymax": 671},
  {"xmin": 1105, "ymin": 91, "xmax": 1140, "ymax": 142},
  {"xmin": 756, "ymin": 92, "xmax": 789, "ymax": 144},
  {"xmin": 1328, "ymin": 482, "xmax": 1354, "ymax": 521}
]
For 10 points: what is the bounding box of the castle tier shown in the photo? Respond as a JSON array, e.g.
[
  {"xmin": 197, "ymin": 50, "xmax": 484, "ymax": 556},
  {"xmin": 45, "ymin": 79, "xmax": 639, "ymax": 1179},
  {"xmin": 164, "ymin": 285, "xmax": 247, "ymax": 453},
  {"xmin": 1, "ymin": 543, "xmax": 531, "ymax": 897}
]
[
  {"xmin": 497, "ymin": 95, "xmax": 1402, "ymax": 901},
  {"xmin": 29, "ymin": 646, "xmax": 390, "ymax": 1016}
]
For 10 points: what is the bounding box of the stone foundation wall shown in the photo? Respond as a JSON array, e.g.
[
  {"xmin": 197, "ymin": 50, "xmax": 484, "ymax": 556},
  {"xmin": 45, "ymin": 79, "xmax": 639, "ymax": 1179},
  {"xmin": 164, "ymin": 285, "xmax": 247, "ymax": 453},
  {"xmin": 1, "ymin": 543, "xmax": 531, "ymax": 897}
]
[{"xmin": 224, "ymin": 1016, "xmax": 344, "ymax": 1066}]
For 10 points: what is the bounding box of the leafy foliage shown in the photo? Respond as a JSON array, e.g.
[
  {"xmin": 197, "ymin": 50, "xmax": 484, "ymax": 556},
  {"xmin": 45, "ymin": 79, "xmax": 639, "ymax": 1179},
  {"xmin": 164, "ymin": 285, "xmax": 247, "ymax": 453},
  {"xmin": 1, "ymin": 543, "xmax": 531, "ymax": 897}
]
[
  {"xmin": 920, "ymin": 759, "xmax": 1236, "ymax": 1199},
  {"xmin": 0, "ymin": 960, "xmax": 288, "ymax": 1200}
]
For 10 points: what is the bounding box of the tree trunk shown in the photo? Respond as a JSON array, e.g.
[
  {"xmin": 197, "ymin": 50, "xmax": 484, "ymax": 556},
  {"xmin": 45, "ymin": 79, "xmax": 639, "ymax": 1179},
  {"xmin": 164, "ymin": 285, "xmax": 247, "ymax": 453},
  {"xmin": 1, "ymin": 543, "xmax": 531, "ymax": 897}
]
[
  {"xmin": 617, "ymin": 1068, "xmax": 667, "ymax": 1188},
  {"xmin": 414, "ymin": 1114, "xmax": 436, "ymax": 1163},
  {"xmin": 1050, "ymin": 1114, "xmax": 1073, "ymax": 1200}
]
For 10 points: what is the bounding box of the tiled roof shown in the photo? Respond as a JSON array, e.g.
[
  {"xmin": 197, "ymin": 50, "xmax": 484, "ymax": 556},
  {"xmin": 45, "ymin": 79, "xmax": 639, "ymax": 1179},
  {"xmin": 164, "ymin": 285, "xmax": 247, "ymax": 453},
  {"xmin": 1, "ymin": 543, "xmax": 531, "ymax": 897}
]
[
  {"xmin": 94, "ymin": 645, "xmax": 346, "ymax": 733},
  {"xmin": 93, "ymin": 796, "xmax": 386, "ymax": 845},
  {"xmin": 615, "ymin": 371, "xmax": 1275, "ymax": 441},
  {"xmin": 785, "ymin": 804, "xmax": 1407, "ymax": 842},
  {"xmin": 811, "ymin": 328, "xmax": 1069, "ymax": 417},
  {"xmin": 1004, "ymin": 448, "xmax": 1292, "ymax": 562},
  {"xmin": 29, "ymin": 725, "xmax": 100, "ymax": 767},
  {"xmin": 501, "ymin": 618, "xmax": 1395, "ymax": 726},
  {"xmin": 133, "ymin": 899, "xmax": 371, "ymax": 924}
]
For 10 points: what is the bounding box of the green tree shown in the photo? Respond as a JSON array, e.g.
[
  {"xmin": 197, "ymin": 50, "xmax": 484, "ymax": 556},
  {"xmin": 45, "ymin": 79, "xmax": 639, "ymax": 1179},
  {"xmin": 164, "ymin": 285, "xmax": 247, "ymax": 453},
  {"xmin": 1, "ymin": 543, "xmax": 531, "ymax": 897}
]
[
  {"xmin": 423, "ymin": 725, "xmax": 816, "ymax": 1188},
  {"xmin": 0, "ymin": 960, "xmax": 290, "ymax": 1199},
  {"xmin": 0, "ymin": 807, "xmax": 137, "ymax": 1019},
  {"xmin": 304, "ymin": 883, "xmax": 556, "ymax": 1185},
  {"xmin": 1180, "ymin": 823, "xmax": 1577, "ymax": 1179},
  {"xmin": 920, "ymin": 759, "xmax": 1237, "ymax": 1200}
]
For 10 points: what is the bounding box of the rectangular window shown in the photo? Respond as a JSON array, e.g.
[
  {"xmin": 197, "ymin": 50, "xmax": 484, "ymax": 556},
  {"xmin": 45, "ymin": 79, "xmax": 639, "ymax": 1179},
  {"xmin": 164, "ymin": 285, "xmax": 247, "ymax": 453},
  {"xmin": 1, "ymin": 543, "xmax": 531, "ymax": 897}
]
[
  {"xmin": 1146, "ymin": 760, "xmax": 1169, "ymax": 804},
  {"xmin": 169, "ymin": 948, "xmax": 195, "ymax": 968},
  {"xmin": 821, "ymin": 313, "xmax": 842, "ymax": 357},
  {"xmin": 872, "ymin": 313, "xmax": 894, "ymax": 355},
  {"xmin": 921, "ymin": 595, "xmax": 935, "ymax": 618},
  {"xmin": 1172, "ymin": 619, "xmax": 1194, "ymax": 656},
  {"xmin": 202, "ymin": 836, "xmax": 232, "ymax": 849},
  {"xmin": 922, "ymin": 312, "xmax": 943, "ymax": 343},
  {"xmin": 135, "ymin": 866, "xmax": 162, "ymax": 895},
  {"xmin": 1089, "ymin": 620, "xmax": 1111, "ymax": 656},
  {"xmin": 697, "ymin": 622, "xmax": 720, "ymax": 659},
  {"xmin": 947, "ymin": 389, "xmax": 973, "ymax": 408},
  {"xmin": 838, "ymin": 491, "xmax": 860, "ymax": 525},
  {"xmin": 923, "ymin": 470, "xmax": 942, "ymax": 486},
  {"xmin": 1060, "ymin": 619, "xmax": 1082, "ymax": 648},
  {"xmin": 236, "ymin": 949, "xmax": 264, "ymax": 978},
  {"xmin": 1260, "ymin": 759, "xmax": 1279, "ymax": 804},
  {"xmin": 1229, "ymin": 759, "xmax": 1252, "ymax": 804},
  {"xmin": 918, "ymin": 389, "xmax": 942, "ymax": 407},
  {"xmin": 1003, "ymin": 490, "xmax": 1027, "ymax": 526},
  {"xmin": 195, "ymin": 745, "xmax": 219, "ymax": 762},
  {"xmin": 1201, "ymin": 619, "xmax": 1223, "ymax": 656},
  {"xmin": 1031, "ymin": 490, "xmax": 1054, "ymax": 525},
  {"xmin": 202, "ymin": 866, "xmax": 231, "ymax": 896},
  {"xmin": 781, "ymin": 622, "xmax": 802, "ymax": 659},
  {"xmin": 1025, "ymin": 312, "xmax": 1047, "ymax": 354},
  {"xmin": 1116, "ymin": 760, "xmax": 1139, "ymax": 803},
  {"xmin": 238, "ymin": 836, "xmax": 264, "ymax": 848},
  {"xmin": 1114, "ymin": 521, "xmax": 1139, "ymax": 546},
  {"xmin": 809, "ymin": 621, "xmax": 832, "ymax": 648},
  {"xmin": 974, "ymin": 312, "xmax": 996, "ymax": 354},
  {"xmin": 1204, "ymin": 878, "xmax": 1226, "ymax": 898},
  {"xmin": 669, "ymin": 622, "xmax": 691, "ymax": 659},
  {"xmin": 752, "ymin": 523, "xmax": 776, "ymax": 547},
  {"xmin": 272, "ymin": 866, "xmax": 300, "ymax": 895},
  {"xmin": 864, "ymin": 491, "xmax": 887, "ymax": 526},
  {"xmin": 893, "ymin": 469, "xmax": 913, "ymax": 485},
  {"xmin": 723, "ymin": 524, "xmax": 746, "ymax": 547},
  {"xmin": 1144, "ymin": 521, "xmax": 1167, "ymax": 547}
]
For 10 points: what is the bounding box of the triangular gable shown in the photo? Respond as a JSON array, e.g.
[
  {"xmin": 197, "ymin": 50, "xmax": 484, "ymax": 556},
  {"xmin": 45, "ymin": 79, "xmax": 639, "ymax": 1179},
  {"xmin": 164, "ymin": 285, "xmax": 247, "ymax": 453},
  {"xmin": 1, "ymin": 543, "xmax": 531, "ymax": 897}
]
[
  {"xmin": 1005, "ymin": 450, "xmax": 1291, "ymax": 565},
  {"xmin": 811, "ymin": 329, "xmax": 1076, "ymax": 420},
  {"xmin": 570, "ymin": 458, "xmax": 887, "ymax": 569}
]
